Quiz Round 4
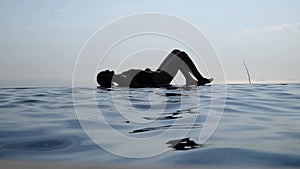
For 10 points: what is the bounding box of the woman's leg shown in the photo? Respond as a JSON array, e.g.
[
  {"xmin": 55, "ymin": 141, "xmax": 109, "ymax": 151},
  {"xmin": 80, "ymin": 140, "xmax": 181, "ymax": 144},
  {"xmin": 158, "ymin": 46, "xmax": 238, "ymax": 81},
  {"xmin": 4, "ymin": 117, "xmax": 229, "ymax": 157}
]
[
  {"xmin": 179, "ymin": 63, "xmax": 198, "ymax": 85},
  {"xmin": 176, "ymin": 52, "xmax": 204, "ymax": 80},
  {"xmin": 158, "ymin": 49, "xmax": 181, "ymax": 71},
  {"xmin": 177, "ymin": 52, "xmax": 213, "ymax": 85},
  {"xmin": 158, "ymin": 50, "xmax": 212, "ymax": 85}
]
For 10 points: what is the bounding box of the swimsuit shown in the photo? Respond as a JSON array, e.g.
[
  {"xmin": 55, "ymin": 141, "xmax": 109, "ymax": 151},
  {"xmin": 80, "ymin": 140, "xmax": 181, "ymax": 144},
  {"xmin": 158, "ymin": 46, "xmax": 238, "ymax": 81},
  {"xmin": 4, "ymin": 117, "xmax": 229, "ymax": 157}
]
[{"xmin": 129, "ymin": 69, "xmax": 172, "ymax": 88}]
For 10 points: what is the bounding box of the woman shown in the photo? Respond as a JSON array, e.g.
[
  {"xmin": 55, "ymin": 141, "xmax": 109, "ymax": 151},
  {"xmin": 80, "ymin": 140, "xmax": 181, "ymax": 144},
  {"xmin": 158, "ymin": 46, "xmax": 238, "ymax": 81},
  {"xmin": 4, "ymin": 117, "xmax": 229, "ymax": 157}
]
[{"xmin": 97, "ymin": 49, "xmax": 213, "ymax": 88}]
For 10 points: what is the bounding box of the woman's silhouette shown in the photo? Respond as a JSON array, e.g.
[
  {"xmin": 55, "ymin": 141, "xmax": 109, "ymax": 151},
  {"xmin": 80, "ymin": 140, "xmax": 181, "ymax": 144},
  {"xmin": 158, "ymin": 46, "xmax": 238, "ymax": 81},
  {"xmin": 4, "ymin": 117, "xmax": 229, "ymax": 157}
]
[{"xmin": 97, "ymin": 49, "xmax": 213, "ymax": 88}]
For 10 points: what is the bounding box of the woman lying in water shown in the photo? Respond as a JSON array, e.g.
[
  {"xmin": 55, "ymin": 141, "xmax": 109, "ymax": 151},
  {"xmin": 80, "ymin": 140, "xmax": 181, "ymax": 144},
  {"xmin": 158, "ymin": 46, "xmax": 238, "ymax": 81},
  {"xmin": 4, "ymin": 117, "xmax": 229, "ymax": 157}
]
[{"xmin": 97, "ymin": 49, "xmax": 213, "ymax": 88}]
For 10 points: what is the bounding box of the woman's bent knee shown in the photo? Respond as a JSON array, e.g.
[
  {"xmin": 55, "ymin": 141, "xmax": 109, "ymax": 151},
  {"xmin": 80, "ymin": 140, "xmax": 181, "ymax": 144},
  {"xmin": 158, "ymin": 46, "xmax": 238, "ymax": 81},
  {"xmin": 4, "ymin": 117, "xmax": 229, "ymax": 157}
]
[{"xmin": 171, "ymin": 49, "xmax": 181, "ymax": 54}]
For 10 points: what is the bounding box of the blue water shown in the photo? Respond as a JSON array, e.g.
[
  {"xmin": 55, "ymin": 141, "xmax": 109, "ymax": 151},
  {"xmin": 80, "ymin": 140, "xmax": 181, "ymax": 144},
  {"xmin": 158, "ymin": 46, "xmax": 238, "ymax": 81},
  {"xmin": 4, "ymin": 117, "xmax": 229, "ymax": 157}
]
[{"xmin": 0, "ymin": 84, "xmax": 300, "ymax": 167}]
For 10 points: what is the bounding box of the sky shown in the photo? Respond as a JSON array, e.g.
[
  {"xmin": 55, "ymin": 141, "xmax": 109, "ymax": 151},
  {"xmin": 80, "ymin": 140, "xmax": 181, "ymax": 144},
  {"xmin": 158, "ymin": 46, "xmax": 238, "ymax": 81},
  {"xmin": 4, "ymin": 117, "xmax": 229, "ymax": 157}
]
[{"xmin": 0, "ymin": 0, "xmax": 300, "ymax": 87}]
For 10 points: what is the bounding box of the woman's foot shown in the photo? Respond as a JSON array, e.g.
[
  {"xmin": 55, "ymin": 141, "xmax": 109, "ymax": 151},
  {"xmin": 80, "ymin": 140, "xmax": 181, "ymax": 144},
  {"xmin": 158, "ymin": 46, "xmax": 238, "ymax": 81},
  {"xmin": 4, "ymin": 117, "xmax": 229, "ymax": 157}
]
[{"xmin": 198, "ymin": 78, "xmax": 213, "ymax": 86}]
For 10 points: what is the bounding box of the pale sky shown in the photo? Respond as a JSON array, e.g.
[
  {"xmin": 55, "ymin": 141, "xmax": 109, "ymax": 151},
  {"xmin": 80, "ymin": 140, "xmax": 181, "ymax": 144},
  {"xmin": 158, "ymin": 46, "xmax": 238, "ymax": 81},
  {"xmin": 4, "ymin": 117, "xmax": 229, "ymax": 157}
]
[{"xmin": 0, "ymin": 0, "xmax": 300, "ymax": 87}]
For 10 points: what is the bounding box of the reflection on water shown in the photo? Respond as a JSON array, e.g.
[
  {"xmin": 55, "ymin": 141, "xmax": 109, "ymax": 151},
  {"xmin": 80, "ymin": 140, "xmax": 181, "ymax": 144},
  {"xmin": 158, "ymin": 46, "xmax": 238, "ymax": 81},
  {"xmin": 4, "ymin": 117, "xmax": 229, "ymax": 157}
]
[
  {"xmin": 0, "ymin": 84, "xmax": 300, "ymax": 167},
  {"xmin": 143, "ymin": 112, "xmax": 182, "ymax": 120},
  {"xmin": 130, "ymin": 124, "xmax": 202, "ymax": 134},
  {"xmin": 166, "ymin": 138, "xmax": 202, "ymax": 150}
]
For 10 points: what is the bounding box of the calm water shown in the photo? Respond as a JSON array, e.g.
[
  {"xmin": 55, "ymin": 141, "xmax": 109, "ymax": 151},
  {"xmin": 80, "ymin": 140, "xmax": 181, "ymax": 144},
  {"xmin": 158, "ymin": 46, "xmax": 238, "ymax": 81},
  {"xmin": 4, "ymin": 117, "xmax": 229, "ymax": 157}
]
[{"xmin": 0, "ymin": 84, "xmax": 300, "ymax": 167}]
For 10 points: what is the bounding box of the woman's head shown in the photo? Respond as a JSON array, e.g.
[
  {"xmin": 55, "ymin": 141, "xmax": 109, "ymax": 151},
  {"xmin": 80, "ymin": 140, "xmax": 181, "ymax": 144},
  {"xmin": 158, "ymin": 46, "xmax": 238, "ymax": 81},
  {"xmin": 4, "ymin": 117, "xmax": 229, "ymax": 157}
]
[{"xmin": 97, "ymin": 70, "xmax": 114, "ymax": 88}]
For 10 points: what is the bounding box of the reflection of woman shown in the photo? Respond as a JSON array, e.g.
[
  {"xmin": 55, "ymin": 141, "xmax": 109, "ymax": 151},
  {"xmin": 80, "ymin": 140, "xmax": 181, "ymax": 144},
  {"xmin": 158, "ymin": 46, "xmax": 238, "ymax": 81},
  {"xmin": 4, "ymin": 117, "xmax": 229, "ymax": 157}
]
[{"xmin": 97, "ymin": 49, "xmax": 213, "ymax": 88}]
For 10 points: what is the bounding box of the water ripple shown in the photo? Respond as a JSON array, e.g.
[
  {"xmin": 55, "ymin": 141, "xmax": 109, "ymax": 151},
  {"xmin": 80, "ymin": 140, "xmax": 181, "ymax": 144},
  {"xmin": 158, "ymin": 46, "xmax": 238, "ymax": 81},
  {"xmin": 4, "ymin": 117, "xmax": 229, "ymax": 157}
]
[{"xmin": 0, "ymin": 84, "xmax": 299, "ymax": 166}]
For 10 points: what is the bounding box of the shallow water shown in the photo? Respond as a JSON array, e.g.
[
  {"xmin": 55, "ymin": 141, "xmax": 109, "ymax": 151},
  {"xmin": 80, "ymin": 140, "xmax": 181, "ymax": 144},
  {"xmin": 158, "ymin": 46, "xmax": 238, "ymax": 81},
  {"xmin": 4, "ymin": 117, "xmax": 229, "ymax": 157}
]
[{"xmin": 0, "ymin": 84, "xmax": 300, "ymax": 167}]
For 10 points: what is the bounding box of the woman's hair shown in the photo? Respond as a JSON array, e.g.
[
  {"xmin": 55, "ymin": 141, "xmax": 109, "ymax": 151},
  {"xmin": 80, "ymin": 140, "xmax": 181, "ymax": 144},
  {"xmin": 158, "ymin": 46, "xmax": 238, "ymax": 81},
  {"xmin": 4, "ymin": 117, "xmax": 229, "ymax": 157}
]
[{"xmin": 97, "ymin": 70, "xmax": 114, "ymax": 88}]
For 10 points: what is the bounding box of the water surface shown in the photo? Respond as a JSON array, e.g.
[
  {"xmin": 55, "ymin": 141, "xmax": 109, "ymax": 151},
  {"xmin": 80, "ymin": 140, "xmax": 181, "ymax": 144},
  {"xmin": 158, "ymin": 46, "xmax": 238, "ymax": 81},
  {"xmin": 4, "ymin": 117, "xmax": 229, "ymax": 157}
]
[{"xmin": 0, "ymin": 84, "xmax": 300, "ymax": 167}]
